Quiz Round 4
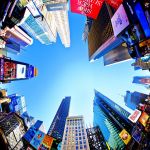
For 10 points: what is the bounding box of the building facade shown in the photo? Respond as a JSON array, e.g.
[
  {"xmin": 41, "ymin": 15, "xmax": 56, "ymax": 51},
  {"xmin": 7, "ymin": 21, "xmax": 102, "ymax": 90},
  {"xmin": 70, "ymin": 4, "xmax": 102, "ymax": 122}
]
[
  {"xmin": 61, "ymin": 116, "xmax": 90, "ymax": 150},
  {"xmin": 0, "ymin": 112, "xmax": 27, "ymax": 150},
  {"xmin": 43, "ymin": 0, "xmax": 70, "ymax": 47},
  {"xmin": 93, "ymin": 90, "xmax": 133, "ymax": 149},
  {"xmin": 86, "ymin": 126, "xmax": 108, "ymax": 150},
  {"xmin": 124, "ymin": 91, "xmax": 148, "ymax": 110},
  {"xmin": 47, "ymin": 96, "xmax": 71, "ymax": 141}
]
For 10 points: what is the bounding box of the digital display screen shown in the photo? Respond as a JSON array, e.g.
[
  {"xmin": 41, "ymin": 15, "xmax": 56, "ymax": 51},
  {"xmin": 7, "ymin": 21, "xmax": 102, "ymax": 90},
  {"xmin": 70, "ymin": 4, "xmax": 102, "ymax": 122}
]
[{"xmin": 16, "ymin": 64, "xmax": 27, "ymax": 79}]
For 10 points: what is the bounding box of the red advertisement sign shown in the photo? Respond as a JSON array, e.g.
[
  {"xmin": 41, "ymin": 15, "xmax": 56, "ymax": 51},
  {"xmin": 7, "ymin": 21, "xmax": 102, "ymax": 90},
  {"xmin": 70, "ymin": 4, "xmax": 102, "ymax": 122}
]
[
  {"xmin": 105, "ymin": 0, "xmax": 123, "ymax": 9},
  {"xmin": 70, "ymin": 0, "xmax": 104, "ymax": 19},
  {"xmin": 128, "ymin": 109, "xmax": 141, "ymax": 123}
]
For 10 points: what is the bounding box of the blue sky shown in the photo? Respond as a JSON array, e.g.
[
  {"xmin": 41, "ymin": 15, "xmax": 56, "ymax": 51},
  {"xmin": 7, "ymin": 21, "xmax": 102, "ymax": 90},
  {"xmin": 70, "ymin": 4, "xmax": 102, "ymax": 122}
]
[{"xmin": 1, "ymin": 12, "xmax": 149, "ymax": 131}]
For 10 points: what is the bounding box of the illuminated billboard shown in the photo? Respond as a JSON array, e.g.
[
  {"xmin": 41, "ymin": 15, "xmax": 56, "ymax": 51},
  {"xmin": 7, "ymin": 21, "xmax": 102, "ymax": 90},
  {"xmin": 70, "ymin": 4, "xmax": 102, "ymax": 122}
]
[
  {"xmin": 4, "ymin": 60, "xmax": 17, "ymax": 80},
  {"xmin": 30, "ymin": 130, "xmax": 45, "ymax": 149},
  {"xmin": 138, "ymin": 112, "xmax": 149, "ymax": 127},
  {"xmin": 119, "ymin": 129, "xmax": 131, "ymax": 145},
  {"xmin": 39, "ymin": 135, "xmax": 54, "ymax": 150},
  {"xmin": 16, "ymin": 64, "xmax": 26, "ymax": 79},
  {"xmin": 128, "ymin": 109, "xmax": 141, "ymax": 123},
  {"xmin": 70, "ymin": 0, "xmax": 104, "ymax": 19},
  {"xmin": 111, "ymin": 4, "xmax": 129, "ymax": 37},
  {"xmin": 105, "ymin": 0, "xmax": 123, "ymax": 9}
]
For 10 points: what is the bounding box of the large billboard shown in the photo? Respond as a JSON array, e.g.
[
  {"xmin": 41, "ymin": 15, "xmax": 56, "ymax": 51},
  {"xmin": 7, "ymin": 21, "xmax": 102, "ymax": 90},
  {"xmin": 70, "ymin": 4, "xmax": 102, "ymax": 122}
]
[
  {"xmin": 119, "ymin": 129, "xmax": 131, "ymax": 145},
  {"xmin": 111, "ymin": 4, "xmax": 130, "ymax": 37},
  {"xmin": 4, "ymin": 59, "xmax": 17, "ymax": 80},
  {"xmin": 30, "ymin": 130, "xmax": 45, "ymax": 149},
  {"xmin": 16, "ymin": 64, "xmax": 27, "ymax": 79},
  {"xmin": 128, "ymin": 109, "xmax": 141, "ymax": 123},
  {"xmin": 70, "ymin": 0, "xmax": 104, "ymax": 19},
  {"xmin": 105, "ymin": 0, "xmax": 123, "ymax": 9},
  {"xmin": 138, "ymin": 112, "xmax": 149, "ymax": 127},
  {"xmin": 39, "ymin": 135, "xmax": 54, "ymax": 150}
]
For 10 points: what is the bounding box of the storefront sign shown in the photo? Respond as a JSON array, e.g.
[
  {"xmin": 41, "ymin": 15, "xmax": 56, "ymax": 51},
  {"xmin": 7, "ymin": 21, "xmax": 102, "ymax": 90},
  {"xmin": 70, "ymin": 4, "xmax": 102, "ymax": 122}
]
[
  {"xmin": 138, "ymin": 112, "xmax": 149, "ymax": 127},
  {"xmin": 111, "ymin": 4, "xmax": 129, "ymax": 37},
  {"xmin": 30, "ymin": 130, "xmax": 45, "ymax": 149},
  {"xmin": 16, "ymin": 64, "xmax": 26, "ymax": 79},
  {"xmin": 119, "ymin": 129, "xmax": 131, "ymax": 145},
  {"xmin": 128, "ymin": 109, "xmax": 141, "ymax": 123},
  {"xmin": 70, "ymin": 0, "xmax": 104, "ymax": 19},
  {"xmin": 39, "ymin": 135, "xmax": 54, "ymax": 150}
]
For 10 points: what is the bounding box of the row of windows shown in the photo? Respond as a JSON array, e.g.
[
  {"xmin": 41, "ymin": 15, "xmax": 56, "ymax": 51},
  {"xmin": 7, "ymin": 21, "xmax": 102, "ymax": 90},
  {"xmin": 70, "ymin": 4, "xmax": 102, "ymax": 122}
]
[{"xmin": 62, "ymin": 144, "xmax": 87, "ymax": 150}]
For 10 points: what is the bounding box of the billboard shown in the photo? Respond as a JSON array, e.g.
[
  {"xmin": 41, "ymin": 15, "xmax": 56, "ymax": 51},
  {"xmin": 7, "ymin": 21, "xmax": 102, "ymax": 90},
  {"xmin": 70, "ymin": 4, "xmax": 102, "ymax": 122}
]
[
  {"xmin": 132, "ymin": 126, "xmax": 143, "ymax": 143},
  {"xmin": 46, "ymin": 3, "xmax": 67, "ymax": 11},
  {"xmin": 16, "ymin": 64, "xmax": 27, "ymax": 79},
  {"xmin": 23, "ymin": 126, "xmax": 38, "ymax": 143},
  {"xmin": 138, "ymin": 112, "xmax": 149, "ymax": 127},
  {"xmin": 0, "ymin": 58, "xmax": 4, "ymax": 80},
  {"xmin": 4, "ymin": 60, "xmax": 16, "ymax": 80},
  {"xmin": 70, "ymin": 0, "xmax": 104, "ymax": 19},
  {"xmin": 105, "ymin": 0, "xmax": 123, "ymax": 9},
  {"xmin": 39, "ymin": 135, "xmax": 54, "ymax": 150},
  {"xmin": 111, "ymin": 4, "xmax": 130, "ymax": 37},
  {"xmin": 119, "ymin": 129, "xmax": 131, "ymax": 145},
  {"xmin": 30, "ymin": 130, "xmax": 45, "ymax": 149},
  {"xmin": 134, "ymin": 3, "xmax": 150, "ymax": 38},
  {"xmin": 128, "ymin": 109, "xmax": 141, "ymax": 123},
  {"xmin": 103, "ymin": 45, "xmax": 131, "ymax": 66}
]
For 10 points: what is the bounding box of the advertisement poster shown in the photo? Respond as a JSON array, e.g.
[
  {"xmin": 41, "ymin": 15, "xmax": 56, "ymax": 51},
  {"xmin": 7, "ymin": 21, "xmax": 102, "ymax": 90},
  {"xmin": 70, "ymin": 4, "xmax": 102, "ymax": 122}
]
[
  {"xmin": 119, "ymin": 129, "xmax": 131, "ymax": 145},
  {"xmin": 0, "ymin": 58, "xmax": 4, "ymax": 80},
  {"xmin": 16, "ymin": 64, "xmax": 27, "ymax": 79},
  {"xmin": 30, "ymin": 130, "xmax": 45, "ymax": 149},
  {"xmin": 128, "ymin": 109, "xmax": 141, "ymax": 123},
  {"xmin": 111, "ymin": 4, "xmax": 129, "ymax": 37},
  {"xmin": 23, "ymin": 126, "xmax": 37, "ymax": 143},
  {"xmin": 27, "ymin": 65, "xmax": 34, "ymax": 78},
  {"xmin": 4, "ymin": 60, "xmax": 16, "ymax": 80},
  {"xmin": 138, "ymin": 112, "xmax": 149, "ymax": 127},
  {"xmin": 132, "ymin": 127, "xmax": 143, "ymax": 143},
  {"xmin": 105, "ymin": 0, "xmax": 123, "ymax": 9},
  {"xmin": 38, "ymin": 135, "xmax": 54, "ymax": 150},
  {"xmin": 70, "ymin": 0, "xmax": 104, "ymax": 19}
]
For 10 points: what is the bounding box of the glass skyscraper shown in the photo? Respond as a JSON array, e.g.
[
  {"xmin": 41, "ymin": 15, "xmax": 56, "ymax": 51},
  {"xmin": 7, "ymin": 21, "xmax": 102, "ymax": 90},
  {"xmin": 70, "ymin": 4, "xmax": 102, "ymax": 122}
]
[
  {"xmin": 47, "ymin": 96, "xmax": 71, "ymax": 141},
  {"xmin": 93, "ymin": 90, "xmax": 133, "ymax": 149}
]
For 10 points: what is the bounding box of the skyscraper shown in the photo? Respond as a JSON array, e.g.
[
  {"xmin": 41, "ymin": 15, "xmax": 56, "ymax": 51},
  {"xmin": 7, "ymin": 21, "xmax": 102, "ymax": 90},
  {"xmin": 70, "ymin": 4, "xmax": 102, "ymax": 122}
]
[
  {"xmin": 93, "ymin": 90, "xmax": 133, "ymax": 149},
  {"xmin": 43, "ymin": 0, "xmax": 70, "ymax": 47},
  {"xmin": 124, "ymin": 91, "xmax": 148, "ymax": 110},
  {"xmin": 47, "ymin": 96, "xmax": 71, "ymax": 141},
  {"xmin": 61, "ymin": 115, "xmax": 90, "ymax": 150}
]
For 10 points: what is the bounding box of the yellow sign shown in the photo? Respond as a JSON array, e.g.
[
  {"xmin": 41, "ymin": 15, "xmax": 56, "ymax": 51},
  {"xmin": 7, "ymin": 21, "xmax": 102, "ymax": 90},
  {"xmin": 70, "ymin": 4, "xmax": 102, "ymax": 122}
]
[{"xmin": 119, "ymin": 129, "xmax": 131, "ymax": 145}]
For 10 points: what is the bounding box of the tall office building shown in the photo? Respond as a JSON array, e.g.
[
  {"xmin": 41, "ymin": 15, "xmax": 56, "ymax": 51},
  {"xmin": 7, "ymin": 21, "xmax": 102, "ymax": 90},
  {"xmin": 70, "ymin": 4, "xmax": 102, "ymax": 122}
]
[
  {"xmin": 43, "ymin": 0, "xmax": 70, "ymax": 47},
  {"xmin": 61, "ymin": 116, "xmax": 90, "ymax": 150},
  {"xmin": 93, "ymin": 90, "xmax": 133, "ymax": 149},
  {"xmin": 86, "ymin": 126, "xmax": 108, "ymax": 150},
  {"xmin": 124, "ymin": 91, "xmax": 148, "ymax": 110},
  {"xmin": 47, "ymin": 97, "xmax": 71, "ymax": 141}
]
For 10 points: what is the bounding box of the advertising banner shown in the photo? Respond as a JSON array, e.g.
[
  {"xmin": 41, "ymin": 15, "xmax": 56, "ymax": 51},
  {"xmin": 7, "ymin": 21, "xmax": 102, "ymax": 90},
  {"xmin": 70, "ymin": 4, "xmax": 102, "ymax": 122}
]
[
  {"xmin": 4, "ymin": 60, "xmax": 16, "ymax": 80},
  {"xmin": 128, "ymin": 109, "xmax": 141, "ymax": 123},
  {"xmin": 70, "ymin": 0, "xmax": 104, "ymax": 19},
  {"xmin": 119, "ymin": 129, "xmax": 131, "ymax": 145},
  {"xmin": 0, "ymin": 58, "xmax": 4, "ymax": 80},
  {"xmin": 132, "ymin": 126, "xmax": 143, "ymax": 143},
  {"xmin": 39, "ymin": 135, "xmax": 54, "ymax": 150},
  {"xmin": 111, "ymin": 4, "xmax": 129, "ymax": 37},
  {"xmin": 16, "ymin": 64, "xmax": 27, "ymax": 79},
  {"xmin": 105, "ymin": 0, "xmax": 123, "ymax": 9},
  {"xmin": 23, "ymin": 126, "xmax": 38, "ymax": 143},
  {"xmin": 138, "ymin": 112, "xmax": 149, "ymax": 127},
  {"xmin": 30, "ymin": 130, "xmax": 45, "ymax": 149},
  {"xmin": 27, "ymin": 65, "xmax": 34, "ymax": 78}
]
